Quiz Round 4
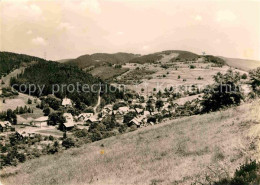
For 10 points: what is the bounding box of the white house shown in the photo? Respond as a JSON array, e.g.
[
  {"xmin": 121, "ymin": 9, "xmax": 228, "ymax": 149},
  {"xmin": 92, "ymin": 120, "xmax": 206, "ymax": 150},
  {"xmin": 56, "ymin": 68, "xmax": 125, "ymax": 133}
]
[
  {"xmin": 61, "ymin": 113, "xmax": 75, "ymax": 131},
  {"xmin": 0, "ymin": 121, "xmax": 12, "ymax": 132},
  {"xmin": 62, "ymin": 97, "xmax": 72, "ymax": 107},
  {"xmin": 130, "ymin": 115, "xmax": 147, "ymax": 127},
  {"xmin": 33, "ymin": 116, "xmax": 48, "ymax": 127},
  {"xmin": 135, "ymin": 108, "xmax": 143, "ymax": 114},
  {"xmin": 118, "ymin": 107, "xmax": 129, "ymax": 114}
]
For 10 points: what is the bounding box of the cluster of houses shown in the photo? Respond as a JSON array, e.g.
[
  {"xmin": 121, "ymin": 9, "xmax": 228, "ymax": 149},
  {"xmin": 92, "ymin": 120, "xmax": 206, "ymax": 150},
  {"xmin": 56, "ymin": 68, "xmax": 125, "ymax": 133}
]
[
  {"xmin": 0, "ymin": 121, "xmax": 12, "ymax": 132},
  {"xmin": 1, "ymin": 94, "xmax": 175, "ymax": 137},
  {"xmin": 52, "ymin": 95, "xmax": 173, "ymax": 132}
]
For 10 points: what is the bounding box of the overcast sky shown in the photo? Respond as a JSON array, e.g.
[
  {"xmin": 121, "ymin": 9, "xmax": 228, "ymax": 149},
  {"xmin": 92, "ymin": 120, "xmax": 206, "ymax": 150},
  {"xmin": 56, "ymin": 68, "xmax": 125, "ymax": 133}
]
[{"xmin": 1, "ymin": 0, "xmax": 260, "ymax": 61}]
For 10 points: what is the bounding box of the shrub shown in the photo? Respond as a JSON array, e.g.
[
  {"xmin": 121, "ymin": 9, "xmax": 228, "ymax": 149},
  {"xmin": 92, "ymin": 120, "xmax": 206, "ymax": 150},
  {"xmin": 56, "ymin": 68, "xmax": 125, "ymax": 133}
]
[
  {"xmin": 43, "ymin": 107, "xmax": 51, "ymax": 116},
  {"xmin": 241, "ymin": 73, "xmax": 247, "ymax": 79},
  {"xmin": 213, "ymin": 160, "xmax": 260, "ymax": 185},
  {"xmin": 249, "ymin": 68, "xmax": 260, "ymax": 95},
  {"xmin": 27, "ymin": 98, "xmax": 32, "ymax": 104},
  {"xmin": 202, "ymin": 70, "xmax": 244, "ymax": 113},
  {"xmin": 62, "ymin": 138, "xmax": 75, "ymax": 149}
]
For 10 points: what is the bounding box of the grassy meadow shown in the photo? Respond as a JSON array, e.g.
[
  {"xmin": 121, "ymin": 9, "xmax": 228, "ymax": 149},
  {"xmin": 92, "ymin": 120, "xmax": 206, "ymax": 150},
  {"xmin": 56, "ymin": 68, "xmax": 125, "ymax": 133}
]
[{"xmin": 1, "ymin": 99, "xmax": 260, "ymax": 185}]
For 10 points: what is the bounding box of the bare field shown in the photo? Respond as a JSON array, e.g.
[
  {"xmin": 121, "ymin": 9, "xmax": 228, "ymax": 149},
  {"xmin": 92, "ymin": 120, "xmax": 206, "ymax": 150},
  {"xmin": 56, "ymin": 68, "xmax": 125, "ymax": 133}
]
[
  {"xmin": 2, "ymin": 100, "xmax": 260, "ymax": 185},
  {"xmin": 122, "ymin": 60, "xmax": 247, "ymax": 94}
]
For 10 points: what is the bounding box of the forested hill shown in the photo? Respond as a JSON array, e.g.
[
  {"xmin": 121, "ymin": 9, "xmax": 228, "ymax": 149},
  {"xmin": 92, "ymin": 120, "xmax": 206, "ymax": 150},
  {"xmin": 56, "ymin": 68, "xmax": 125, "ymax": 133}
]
[
  {"xmin": 0, "ymin": 52, "xmax": 46, "ymax": 77},
  {"xmin": 65, "ymin": 52, "xmax": 139, "ymax": 69},
  {"xmin": 128, "ymin": 50, "xmax": 199, "ymax": 64},
  {"xmin": 10, "ymin": 61, "xmax": 123, "ymax": 106}
]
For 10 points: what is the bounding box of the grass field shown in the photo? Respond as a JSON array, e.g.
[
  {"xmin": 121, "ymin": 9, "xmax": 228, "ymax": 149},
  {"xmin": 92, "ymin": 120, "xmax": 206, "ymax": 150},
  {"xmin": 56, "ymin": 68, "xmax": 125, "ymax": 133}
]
[
  {"xmin": 1, "ymin": 100, "xmax": 260, "ymax": 185},
  {"xmin": 122, "ymin": 59, "xmax": 247, "ymax": 94},
  {"xmin": 89, "ymin": 66, "xmax": 129, "ymax": 81}
]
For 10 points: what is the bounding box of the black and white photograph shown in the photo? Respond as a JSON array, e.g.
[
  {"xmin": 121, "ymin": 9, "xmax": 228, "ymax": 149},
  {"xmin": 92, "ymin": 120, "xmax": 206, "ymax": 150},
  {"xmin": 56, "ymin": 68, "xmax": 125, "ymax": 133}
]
[{"xmin": 0, "ymin": 0, "xmax": 260, "ymax": 184}]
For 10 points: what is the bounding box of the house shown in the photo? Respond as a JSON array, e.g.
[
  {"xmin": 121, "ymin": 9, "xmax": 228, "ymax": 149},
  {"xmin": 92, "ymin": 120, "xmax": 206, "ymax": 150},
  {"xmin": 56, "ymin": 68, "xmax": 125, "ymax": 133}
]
[
  {"xmin": 33, "ymin": 116, "xmax": 48, "ymax": 127},
  {"xmin": 16, "ymin": 131, "xmax": 29, "ymax": 138},
  {"xmin": 129, "ymin": 118, "xmax": 141, "ymax": 127},
  {"xmin": 15, "ymin": 130, "xmax": 36, "ymax": 138},
  {"xmin": 0, "ymin": 121, "xmax": 12, "ymax": 132},
  {"xmin": 60, "ymin": 113, "xmax": 75, "ymax": 131},
  {"xmin": 135, "ymin": 108, "xmax": 143, "ymax": 114},
  {"xmin": 118, "ymin": 107, "xmax": 129, "ymax": 114},
  {"xmin": 77, "ymin": 113, "xmax": 94, "ymax": 121},
  {"xmin": 85, "ymin": 117, "xmax": 99, "ymax": 125},
  {"xmin": 143, "ymin": 111, "xmax": 151, "ymax": 117},
  {"xmin": 62, "ymin": 97, "xmax": 72, "ymax": 107},
  {"xmin": 129, "ymin": 115, "xmax": 147, "ymax": 128},
  {"xmin": 161, "ymin": 97, "xmax": 168, "ymax": 102},
  {"xmin": 113, "ymin": 110, "xmax": 124, "ymax": 123},
  {"xmin": 60, "ymin": 122, "xmax": 75, "ymax": 131}
]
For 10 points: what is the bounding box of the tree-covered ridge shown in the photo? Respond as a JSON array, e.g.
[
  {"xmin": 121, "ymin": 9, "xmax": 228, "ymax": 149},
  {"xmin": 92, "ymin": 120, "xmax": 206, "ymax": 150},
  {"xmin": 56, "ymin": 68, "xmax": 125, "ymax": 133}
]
[
  {"xmin": 66, "ymin": 52, "xmax": 139, "ymax": 69},
  {"xmin": 129, "ymin": 50, "xmax": 199, "ymax": 64},
  {"xmin": 0, "ymin": 52, "xmax": 46, "ymax": 77},
  {"xmin": 10, "ymin": 61, "xmax": 123, "ymax": 106}
]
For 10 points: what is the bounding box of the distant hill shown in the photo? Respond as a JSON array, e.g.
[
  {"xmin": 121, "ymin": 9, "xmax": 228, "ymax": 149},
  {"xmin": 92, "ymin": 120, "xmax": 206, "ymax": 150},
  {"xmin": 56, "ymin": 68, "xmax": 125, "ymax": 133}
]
[
  {"xmin": 219, "ymin": 57, "xmax": 260, "ymax": 71},
  {"xmin": 10, "ymin": 61, "xmax": 123, "ymax": 106},
  {"xmin": 66, "ymin": 52, "xmax": 140, "ymax": 69},
  {"xmin": 129, "ymin": 50, "xmax": 199, "ymax": 64},
  {"xmin": 0, "ymin": 52, "xmax": 45, "ymax": 77}
]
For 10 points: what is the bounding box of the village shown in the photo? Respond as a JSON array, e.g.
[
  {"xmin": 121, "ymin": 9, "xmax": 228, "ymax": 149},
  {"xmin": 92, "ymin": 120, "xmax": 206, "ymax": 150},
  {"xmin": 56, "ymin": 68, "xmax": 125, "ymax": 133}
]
[{"xmin": 0, "ymin": 92, "xmax": 178, "ymax": 137}]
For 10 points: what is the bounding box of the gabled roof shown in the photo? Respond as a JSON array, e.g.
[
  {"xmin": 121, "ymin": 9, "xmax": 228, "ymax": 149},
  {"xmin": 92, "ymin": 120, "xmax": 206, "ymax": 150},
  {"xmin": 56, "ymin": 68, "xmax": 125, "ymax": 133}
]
[
  {"xmin": 135, "ymin": 108, "xmax": 143, "ymax": 114},
  {"xmin": 118, "ymin": 107, "xmax": 129, "ymax": 113},
  {"xmin": 130, "ymin": 118, "xmax": 140, "ymax": 126},
  {"xmin": 0, "ymin": 121, "xmax": 12, "ymax": 127},
  {"xmin": 63, "ymin": 121, "xmax": 75, "ymax": 128},
  {"xmin": 34, "ymin": 116, "xmax": 48, "ymax": 122},
  {"xmin": 85, "ymin": 117, "xmax": 98, "ymax": 122},
  {"xmin": 78, "ymin": 113, "xmax": 93, "ymax": 119}
]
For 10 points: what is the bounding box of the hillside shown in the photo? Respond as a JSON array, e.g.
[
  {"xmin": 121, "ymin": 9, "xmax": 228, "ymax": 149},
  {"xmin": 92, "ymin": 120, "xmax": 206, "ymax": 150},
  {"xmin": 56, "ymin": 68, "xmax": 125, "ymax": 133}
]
[
  {"xmin": 10, "ymin": 61, "xmax": 123, "ymax": 106},
  {"xmin": 219, "ymin": 57, "xmax": 260, "ymax": 71},
  {"xmin": 66, "ymin": 52, "xmax": 139, "ymax": 69},
  {"xmin": 0, "ymin": 52, "xmax": 45, "ymax": 78},
  {"xmin": 2, "ymin": 100, "xmax": 260, "ymax": 185},
  {"xmin": 128, "ymin": 50, "xmax": 199, "ymax": 64},
  {"xmin": 89, "ymin": 66, "xmax": 129, "ymax": 81}
]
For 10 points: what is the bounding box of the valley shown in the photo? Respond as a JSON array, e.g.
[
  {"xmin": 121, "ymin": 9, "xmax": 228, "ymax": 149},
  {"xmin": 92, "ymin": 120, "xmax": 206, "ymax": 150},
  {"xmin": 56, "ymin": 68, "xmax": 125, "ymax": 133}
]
[{"xmin": 1, "ymin": 50, "xmax": 260, "ymax": 185}]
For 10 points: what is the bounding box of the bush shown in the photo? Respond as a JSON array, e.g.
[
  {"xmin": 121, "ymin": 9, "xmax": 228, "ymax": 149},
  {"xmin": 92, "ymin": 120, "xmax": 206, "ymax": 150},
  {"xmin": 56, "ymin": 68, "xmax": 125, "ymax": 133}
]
[
  {"xmin": 213, "ymin": 160, "xmax": 260, "ymax": 185},
  {"xmin": 241, "ymin": 73, "xmax": 247, "ymax": 80},
  {"xmin": 62, "ymin": 138, "xmax": 75, "ymax": 149},
  {"xmin": 202, "ymin": 70, "xmax": 244, "ymax": 113},
  {"xmin": 249, "ymin": 68, "xmax": 260, "ymax": 95},
  {"xmin": 27, "ymin": 98, "xmax": 32, "ymax": 104}
]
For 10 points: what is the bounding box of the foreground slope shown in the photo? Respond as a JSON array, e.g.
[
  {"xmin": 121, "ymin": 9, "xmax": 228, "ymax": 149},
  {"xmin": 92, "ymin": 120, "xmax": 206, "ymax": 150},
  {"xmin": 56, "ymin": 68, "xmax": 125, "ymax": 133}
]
[{"xmin": 2, "ymin": 100, "xmax": 260, "ymax": 185}]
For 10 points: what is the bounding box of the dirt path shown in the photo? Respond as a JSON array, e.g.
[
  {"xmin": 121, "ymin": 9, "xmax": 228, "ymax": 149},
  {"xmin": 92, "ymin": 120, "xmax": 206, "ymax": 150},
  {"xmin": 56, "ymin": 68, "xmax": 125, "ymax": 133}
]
[{"xmin": 93, "ymin": 84, "xmax": 101, "ymax": 115}]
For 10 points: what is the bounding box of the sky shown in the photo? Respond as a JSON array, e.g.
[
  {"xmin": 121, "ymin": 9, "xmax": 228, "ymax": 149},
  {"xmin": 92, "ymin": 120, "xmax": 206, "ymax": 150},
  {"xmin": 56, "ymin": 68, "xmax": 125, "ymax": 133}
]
[{"xmin": 0, "ymin": 0, "xmax": 260, "ymax": 61}]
